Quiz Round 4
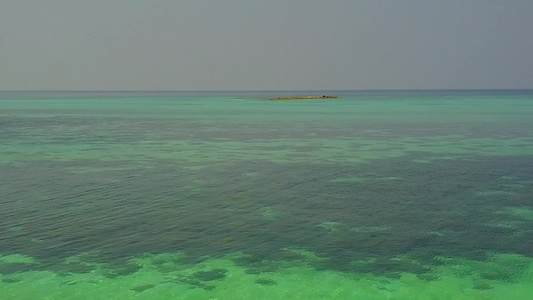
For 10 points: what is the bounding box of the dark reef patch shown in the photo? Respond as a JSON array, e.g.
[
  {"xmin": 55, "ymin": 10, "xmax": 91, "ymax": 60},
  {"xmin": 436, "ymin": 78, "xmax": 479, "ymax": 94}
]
[
  {"xmin": 1, "ymin": 277, "xmax": 21, "ymax": 283},
  {"xmin": 0, "ymin": 263, "xmax": 41, "ymax": 275},
  {"xmin": 130, "ymin": 284, "xmax": 155, "ymax": 292},
  {"xmin": 193, "ymin": 269, "xmax": 227, "ymax": 281},
  {"xmin": 254, "ymin": 278, "xmax": 277, "ymax": 286}
]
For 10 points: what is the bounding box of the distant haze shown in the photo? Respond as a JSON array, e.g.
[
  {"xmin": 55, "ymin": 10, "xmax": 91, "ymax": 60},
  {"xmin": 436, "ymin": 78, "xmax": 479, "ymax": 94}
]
[{"xmin": 1, "ymin": 1, "xmax": 532, "ymax": 91}]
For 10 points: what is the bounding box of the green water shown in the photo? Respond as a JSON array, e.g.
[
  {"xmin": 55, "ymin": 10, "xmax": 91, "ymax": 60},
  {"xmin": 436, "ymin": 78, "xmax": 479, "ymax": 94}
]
[{"xmin": 1, "ymin": 91, "xmax": 532, "ymax": 299}]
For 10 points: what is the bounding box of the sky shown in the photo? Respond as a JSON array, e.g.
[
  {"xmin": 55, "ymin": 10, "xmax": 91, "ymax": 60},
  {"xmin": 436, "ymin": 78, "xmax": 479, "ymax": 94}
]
[{"xmin": 1, "ymin": 0, "xmax": 532, "ymax": 91}]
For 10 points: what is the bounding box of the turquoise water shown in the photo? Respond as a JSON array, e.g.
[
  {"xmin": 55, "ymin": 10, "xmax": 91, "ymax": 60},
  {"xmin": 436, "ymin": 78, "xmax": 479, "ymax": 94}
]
[{"xmin": 1, "ymin": 90, "xmax": 533, "ymax": 299}]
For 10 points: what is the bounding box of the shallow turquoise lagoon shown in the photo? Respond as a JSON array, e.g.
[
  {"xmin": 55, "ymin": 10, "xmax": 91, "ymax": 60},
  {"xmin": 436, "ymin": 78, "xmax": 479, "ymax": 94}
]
[{"xmin": 1, "ymin": 90, "xmax": 533, "ymax": 299}]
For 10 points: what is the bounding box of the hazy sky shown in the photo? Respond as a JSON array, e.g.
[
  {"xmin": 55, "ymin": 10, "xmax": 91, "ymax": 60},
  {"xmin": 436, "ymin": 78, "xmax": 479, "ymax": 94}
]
[{"xmin": 1, "ymin": 1, "xmax": 532, "ymax": 90}]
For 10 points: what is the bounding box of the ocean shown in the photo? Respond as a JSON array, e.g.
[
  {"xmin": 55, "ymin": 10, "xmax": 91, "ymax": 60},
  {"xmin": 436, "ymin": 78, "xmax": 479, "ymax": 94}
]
[{"xmin": 1, "ymin": 90, "xmax": 532, "ymax": 299}]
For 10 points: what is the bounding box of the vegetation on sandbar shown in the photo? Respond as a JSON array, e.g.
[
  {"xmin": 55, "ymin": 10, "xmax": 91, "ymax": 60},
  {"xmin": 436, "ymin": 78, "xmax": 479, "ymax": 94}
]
[{"xmin": 270, "ymin": 95, "xmax": 340, "ymax": 100}]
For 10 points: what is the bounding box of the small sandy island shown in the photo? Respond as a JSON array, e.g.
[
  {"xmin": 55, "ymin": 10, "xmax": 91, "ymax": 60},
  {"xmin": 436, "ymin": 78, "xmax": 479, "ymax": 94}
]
[{"xmin": 270, "ymin": 95, "xmax": 340, "ymax": 101}]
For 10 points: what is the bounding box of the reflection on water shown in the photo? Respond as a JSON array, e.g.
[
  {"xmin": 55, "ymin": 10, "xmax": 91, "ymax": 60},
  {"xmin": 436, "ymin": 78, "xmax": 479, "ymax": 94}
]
[{"xmin": 1, "ymin": 91, "xmax": 533, "ymax": 299}]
